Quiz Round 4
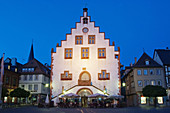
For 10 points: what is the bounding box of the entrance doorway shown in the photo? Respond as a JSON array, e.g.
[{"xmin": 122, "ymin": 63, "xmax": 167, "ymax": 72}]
[
  {"xmin": 78, "ymin": 71, "xmax": 91, "ymax": 86},
  {"xmin": 77, "ymin": 88, "xmax": 93, "ymax": 107}
]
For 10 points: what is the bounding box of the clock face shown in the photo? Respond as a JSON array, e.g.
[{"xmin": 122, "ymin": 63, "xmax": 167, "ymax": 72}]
[{"xmin": 82, "ymin": 28, "xmax": 88, "ymax": 33}]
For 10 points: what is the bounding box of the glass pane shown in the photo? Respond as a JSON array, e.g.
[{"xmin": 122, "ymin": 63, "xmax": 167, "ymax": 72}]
[
  {"xmin": 86, "ymin": 53, "xmax": 88, "ymax": 57},
  {"xmin": 102, "ymin": 49, "xmax": 104, "ymax": 52},
  {"xmin": 69, "ymin": 53, "xmax": 71, "ymax": 57},
  {"xmin": 89, "ymin": 40, "xmax": 91, "ymax": 44},
  {"xmin": 99, "ymin": 50, "xmax": 101, "ymax": 52},
  {"xmin": 92, "ymin": 40, "xmax": 94, "ymax": 44},
  {"xmin": 102, "ymin": 53, "xmax": 105, "ymax": 56},
  {"xmin": 99, "ymin": 53, "xmax": 101, "ymax": 56},
  {"xmin": 86, "ymin": 49, "xmax": 88, "ymax": 52},
  {"xmin": 83, "ymin": 53, "xmax": 84, "ymax": 57},
  {"xmin": 83, "ymin": 49, "xmax": 84, "ymax": 52},
  {"xmin": 80, "ymin": 40, "xmax": 82, "ymax": 44},
  {"xmin": 66, "ymin": 72, "xmax": 68, "ymax": 77},
  {"xmin": 66, "ymin": 54, "xmax": 68, "ymax": 57},
  {"xmin": 106, "ymin": 74, "xmax": 108, "ymax": 78}
]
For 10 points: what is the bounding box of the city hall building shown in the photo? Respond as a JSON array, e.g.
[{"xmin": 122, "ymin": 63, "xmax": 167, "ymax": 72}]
[{"xmin": 51, "ymin": 8, "xmax": 121, "ymax": 106}]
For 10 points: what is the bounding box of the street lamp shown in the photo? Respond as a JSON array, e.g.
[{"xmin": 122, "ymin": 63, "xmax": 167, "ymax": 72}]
[
  {"xmin": 45, "ymin": 84, "xmax": 49, "ymax": 87},
  {"xmin": 122, "ymin": 82, "xmax": 126, "ymax": 87}
]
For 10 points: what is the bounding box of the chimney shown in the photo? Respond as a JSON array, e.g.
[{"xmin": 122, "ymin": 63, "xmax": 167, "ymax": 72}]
[{"xmin": 135, "ymin": 57, "xmax": 137, "ymax": 64}]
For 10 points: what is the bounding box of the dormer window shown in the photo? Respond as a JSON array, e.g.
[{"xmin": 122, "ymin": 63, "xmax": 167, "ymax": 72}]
[
  {"xmin": 83, "ymin": 18, "xmax": 88, "ymax": 24},
  {"xmin": 145, "ymin": 60, "xmax": 149, "ymax": 65}
]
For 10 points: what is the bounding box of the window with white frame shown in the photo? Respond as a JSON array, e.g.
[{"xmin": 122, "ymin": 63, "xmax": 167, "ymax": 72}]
[
  {"xmin": 34, "ymin": 75, "xmax": 39, "ymax": 81},
  {"xmin": 137, "ymin": 70, "xmax": 142, "ymax": 75},
  {"xmin": 28, "ymin": 85, "xmax": 32, "ymax": 90},
  {"xmin": 24, "ymin": 75, "xmax": 27, "ymax": 81},
  {"xmin": 34, "ymin": 85, "xmax": 38, "ymax": 91},
  {"xmin": 29, "ymin": 75, "xmax": 33, "ymax": 81}
]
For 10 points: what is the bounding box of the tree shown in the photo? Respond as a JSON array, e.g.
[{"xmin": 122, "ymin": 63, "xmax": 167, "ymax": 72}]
[
  {"xmin": 2, "ymin": 87, "xmax": 9, "ymax": 97},
  {"xmin": 142, "ymin": 85, "xmax": 166, "ymax": 107},
  {"xmin": 10, "ymin": 88, "xmax": 30, "ymax": 104}
]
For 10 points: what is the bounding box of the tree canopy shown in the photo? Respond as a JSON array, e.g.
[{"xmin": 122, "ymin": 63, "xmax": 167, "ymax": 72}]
[
  {"xmin": 10, "ymin": 88, "xmax": 30, "ymax": 98},
  {"xmin": 142, "ymin": 85, "xmax": 166, "ymax": 97}
]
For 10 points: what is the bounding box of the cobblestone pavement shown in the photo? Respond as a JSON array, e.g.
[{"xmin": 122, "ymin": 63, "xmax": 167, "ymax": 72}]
[{"xmin": 0, "ymin": 106, "xmax": 170, "ymax": 113}]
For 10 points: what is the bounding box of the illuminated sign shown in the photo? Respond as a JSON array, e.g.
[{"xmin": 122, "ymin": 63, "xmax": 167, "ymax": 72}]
[{"xmin": 157, "ymin": 97, "xmax": 163, "ymax": 104}]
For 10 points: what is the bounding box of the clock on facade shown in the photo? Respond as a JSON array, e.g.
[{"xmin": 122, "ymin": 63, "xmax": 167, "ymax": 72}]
[{"xmin": 82, "ymin": 28, "xmax": 88, "ymax": 33}]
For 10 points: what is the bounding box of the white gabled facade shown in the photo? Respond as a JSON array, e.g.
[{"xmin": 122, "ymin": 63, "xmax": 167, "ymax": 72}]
[{"xmin": 51, "ymin": 8, "xmax": 121, "ymax": 105}]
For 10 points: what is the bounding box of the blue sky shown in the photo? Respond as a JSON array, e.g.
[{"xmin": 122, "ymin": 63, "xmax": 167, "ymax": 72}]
[{"xmin": 0, "ymin": 0, "xmax": 170, "ymax": 67}]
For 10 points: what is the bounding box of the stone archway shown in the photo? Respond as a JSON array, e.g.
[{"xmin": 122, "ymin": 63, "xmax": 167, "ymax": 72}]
[{"xmin": 78, "ymin": 71, "xmax": 91, "ymax": 86}]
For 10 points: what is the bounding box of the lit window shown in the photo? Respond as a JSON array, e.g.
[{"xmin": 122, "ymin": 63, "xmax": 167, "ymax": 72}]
[
  {"xmin": 81, "ymin": 47, "xmax": 89, "ymax": 59},
  {"xmin": 137, "ymin": 70, "xmax": 142, "ymax": 75},
  {"xmin": 168, "ymin": 67, "xmax": 170, "ymax": 71},
  {"xmin": 157, "ymin": 97, "xmax": 163, "ymax": 104},
  {"xmin": 98, "ymin": 48, "xmax": 106, "ymax": 58},
  {"xmin": 75, "ymin": 36, "xmax": 83, "ymax": 45},
  {"xmin": 151, "ymin": 80, "xmax": 156, "ymax": 85},
  {"xmin": 98, "ymin": 70, "xmax": 110, "ymax": 80},
  {"xmin": 15, "ymin": 68, "xmax": 17, "ymax": 72},
  {"xmin": 145, "ymin": 60, "xmax": 149, "ymax": 65},
  {"xmin": 141, "ymin": 97, "xmax": 146, "ymax": 104},
  {"xmin": 65, "ymin": 48, "xmax": 73, "ymax": 59},
  {"xmin": 149, "ymin": 69, "xmax": 154, "ymax": 75},
  {"xmin": 61, "ymin": 71, "xmax": 72, "ymax": 80},
  {"xmin": 138, "ymin": 80, "xmax": 142, "ymax": 87},
  {"xmin": 8, "ymin": 65, "xmax": 10, "ymax": 70},
  {"xmin": 88, "ymin": 35, "xmax": 95, "ymax": 44}
]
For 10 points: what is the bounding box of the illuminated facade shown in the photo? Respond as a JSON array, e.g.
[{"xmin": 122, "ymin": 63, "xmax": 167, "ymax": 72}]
[{"xmin": 51, "ymin": 8, "xmax": 121, "ymax": 106}]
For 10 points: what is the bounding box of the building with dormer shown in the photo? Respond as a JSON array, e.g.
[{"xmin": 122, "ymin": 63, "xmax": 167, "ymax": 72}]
[
  {"xmin": 51, "ymin": 8, "xmax": 121, "ymax": 106},
  {"xmin": 19, "ymin": 44, "xmax": 50, "ymax": 104}
]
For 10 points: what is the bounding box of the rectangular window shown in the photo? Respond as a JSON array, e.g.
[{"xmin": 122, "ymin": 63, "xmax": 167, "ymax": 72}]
[
  {"xmin": 75, "ymin": 36, "xmax": 83, "ymax": 44},
  {"xmin": 150, "ymin": 69, "xmax": 154, "ymax": 75},
  {"xmin": 157, "ymin": 80, "xmax": 162, "ymax": 86},
  {"xmin": 34, "ymin": 75, "xmax": 39, "ymax": 81},
  {"xmin": 144, "ymin": 80, "xmax": 149, "ymax": 86},
  {"xmin": 144, "ymin": 70, "xmax": 148, "ymax": 75},
  {"xmin": 65, "ymin": 48, "xmax": 73, "ymax": 59},
  {"xmin": 88, "ymin": 35, "xmax": 95, "ymax": 44},
  {"xmin": 156, "ymin": 69, "xmax": 161, "ymax": 75},
  {"xmin": 98, "ymin": 70, "xmax": 110, "ymax": 80},
  {"xmin": 98, "ymin": 48, "xmax": 106, "ymax": 59},
  {"xmin": 138, "ymin": 80, "xmax": 142, "ymax": 87},
  {"xmin": 34, "ymin": 85, "xmax": 38, "ymax": 91},
  {"xmin": 151, "ymin": 80, "xmax": 156, "ymax": 85},
  {"xmin": 168, "ymin": 67, "xmax": 170, "ymax": 71},
  {"xmin": 13, "ymin": 78, "xmax": 17, "ymax": 86},
  {"xmin": 24, "ymin": 75, "xmax": 27, "ymax": 81},
  {"xmin": 137, "ymin": 70, "xmax": 142, "ymax": 75},
  {"xmin": 28, "ymin": 85, "xmax": 32, "ymax": 90},
  {"xmin": 29, "ymin": 75, "xmax": 33, "ymax": 81},
  {"xmin": 157, "ymin": 97, "xmax": 163, "ymax": 104},
  {"xmin": 81, "ymin": 47, "xmax": 89, "ymax": 59},
  {"xmin": 44, "ymin": 76, "xmax": 46, "ymax": 81},
  {"xmin": 5, "ymin": 76, "xmax": 9, "ymax": 85},
  {"xmin": 61, "ymin": 71, "xmax": 72, "ymax": 80}
]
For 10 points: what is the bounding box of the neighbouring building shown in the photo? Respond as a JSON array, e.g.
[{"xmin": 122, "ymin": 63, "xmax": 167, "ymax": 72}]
[
  {"xmin": 0, "ymin": 57, "xmax": 22, "ymax": 103},
  {"xmin": 51, "ymin": 8, "xmax": 121, "ymax": 106},
  {"xmin": 123, "ymin": 52, "xmax": 165, "ymax": 106},
  {"xmin": 153, "ymin": 47, "xmax": 170, "ymax": 99},
  {"xmin": 19, "ymin": 44, "xmax": 50, "ymax": 104}
]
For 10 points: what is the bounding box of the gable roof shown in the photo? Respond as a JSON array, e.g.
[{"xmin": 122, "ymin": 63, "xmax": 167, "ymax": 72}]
[
  {"xmin": 133, "ymin": 52, "xmax": 162, "ymax": 68},
  {"xmin": 154, "ymin": 49, "xmax": 170, "ymax": 65},
  {"xmin": 22, "ymin": 58, "xmax": 50, "ymax": 77}
]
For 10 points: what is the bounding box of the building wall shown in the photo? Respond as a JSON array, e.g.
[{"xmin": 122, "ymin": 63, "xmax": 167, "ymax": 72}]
[
  {"xmin": 134, "ymin": 68, "xmax": 165, "ymax": 92},
  {"xmin": 51, "ymin": 11, "xmax": 120, "ymax": 99},
  {"xmin": 19, "ymin": 74, "xmax": 50, "ymax": 95}
]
